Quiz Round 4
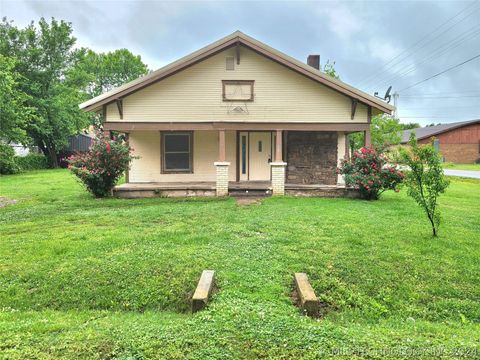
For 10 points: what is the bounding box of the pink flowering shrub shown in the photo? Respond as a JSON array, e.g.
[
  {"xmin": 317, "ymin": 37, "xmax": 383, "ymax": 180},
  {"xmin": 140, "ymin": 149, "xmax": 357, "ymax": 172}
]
[
  {"xmin": 67, "ymin": 131, "xmax": 136, "ymax": 198},
  {"xmin": 337, "ymin": 147, "xmax": 404, "ymax": 200}
]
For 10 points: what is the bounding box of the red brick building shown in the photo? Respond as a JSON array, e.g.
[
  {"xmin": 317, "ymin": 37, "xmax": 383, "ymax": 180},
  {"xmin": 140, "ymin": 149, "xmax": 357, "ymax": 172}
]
[{"xmin": 401, "ymin": 119, "xmax": 480, "ymax": 164}]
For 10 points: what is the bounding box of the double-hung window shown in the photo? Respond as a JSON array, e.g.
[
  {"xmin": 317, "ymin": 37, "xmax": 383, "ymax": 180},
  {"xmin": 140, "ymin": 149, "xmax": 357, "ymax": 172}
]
[{"xmin": 161, "ymin": 132, "xmax": 193, "ymax": 173}]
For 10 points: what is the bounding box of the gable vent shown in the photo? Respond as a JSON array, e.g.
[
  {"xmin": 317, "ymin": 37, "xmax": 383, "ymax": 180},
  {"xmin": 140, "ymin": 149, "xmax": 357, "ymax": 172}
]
[{"xmin": 226, "ymin": 57, "xmax": 235, "ymax": 70}]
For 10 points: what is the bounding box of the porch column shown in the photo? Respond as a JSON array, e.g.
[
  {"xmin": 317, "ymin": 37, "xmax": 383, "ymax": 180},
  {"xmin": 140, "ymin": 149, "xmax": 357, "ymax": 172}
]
[
  {"xmin": 337, "ymin": 132, "xmax": 346, "ymax": 186},
  {"xmin": 364, "ymin": 128, "xmax": 371, "ymax": 148},
  {"xmin": 125, "ymin": 133, "xmax": 130, "ymax": 184},
  {"xmin": 270, "ymin": 130, "xmax": 287, "ymax": 196},
  {"xmin": 215, "ymin": 129, "xmax": 229, "ymax": 196}
]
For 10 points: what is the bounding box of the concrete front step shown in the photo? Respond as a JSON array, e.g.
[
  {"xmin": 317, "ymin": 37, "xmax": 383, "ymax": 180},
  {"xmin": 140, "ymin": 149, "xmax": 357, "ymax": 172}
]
[{"xmin": 229, "ymin": 189, "xmax": 272, "ymax": 197}]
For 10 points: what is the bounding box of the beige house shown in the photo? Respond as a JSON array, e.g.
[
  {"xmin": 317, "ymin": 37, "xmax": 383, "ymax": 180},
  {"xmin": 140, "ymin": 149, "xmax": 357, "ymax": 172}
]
[{"xmin": 80, "ymin": 31, "xmax": 394, "ymax": 197}]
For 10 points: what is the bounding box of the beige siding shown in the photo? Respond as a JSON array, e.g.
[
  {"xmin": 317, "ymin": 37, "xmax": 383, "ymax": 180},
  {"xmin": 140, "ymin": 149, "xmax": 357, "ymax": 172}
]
[
  {"xmin": 129, "ymin": 130, "xmax": 236, "ymax": 182},
  {"xmin": 107, "ymin": 47, "xmax": 368, "ymax": 124},
  {"xmin": 106, "ymin": 103, "xmax": 121, "ymax": 121}
]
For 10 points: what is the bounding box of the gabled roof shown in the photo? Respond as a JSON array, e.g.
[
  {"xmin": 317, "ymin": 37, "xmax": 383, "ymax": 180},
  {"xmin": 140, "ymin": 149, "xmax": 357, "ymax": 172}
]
[
  {"xmin": 79, "ymin": 31, "xmax": 395, "ymax": 114},
  {"xmin": 400, "ymin": 119, "xmax": 480, "ymax": 143}
]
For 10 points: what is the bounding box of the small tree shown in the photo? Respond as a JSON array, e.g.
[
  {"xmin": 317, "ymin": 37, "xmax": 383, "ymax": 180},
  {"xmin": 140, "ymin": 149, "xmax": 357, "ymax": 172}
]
[
  {"xmin": 338, "ymin": 147, "xmax": 404, "ymax": 200},
  {"xmin": 400, "ymin": 134, "xmax": 449, "ymax": 237},
  {"xmin": 67, "ymin": 131, "xmax": 136, "ymax": 197}
]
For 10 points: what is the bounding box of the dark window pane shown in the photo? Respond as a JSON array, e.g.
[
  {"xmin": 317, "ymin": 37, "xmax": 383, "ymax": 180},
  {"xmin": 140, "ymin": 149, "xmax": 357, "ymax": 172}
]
[
  {"xmin": 241, "ymin": 136, "xmax": 246, "ymax": 174},
  {"xmin": 165, "ymin": 153, "xmax": 190, "ymax": 170},
  {"xmin": 165, "ymin": 134, "xmax": 189, "ymax": 152}
]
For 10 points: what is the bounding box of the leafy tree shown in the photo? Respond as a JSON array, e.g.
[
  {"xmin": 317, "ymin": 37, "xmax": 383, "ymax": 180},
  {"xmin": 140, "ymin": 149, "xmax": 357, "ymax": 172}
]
[
  {"xmin": 400, "ymin": 134, "xmax": 449, "ymax": 237},
  {"xmin": 76, "ymin": 48, "xmax": 149, "ymax": 98},
  {"xmin": 0, "ymin": 55, "xmax": 33, "ymax": 143},
  {"xmin": 400, "ymin": 122, "xmax": 420, "ymax": 130},
  {"xmin": 0, "ymin": 17, "xmax": 90, "ymax": 167},
  {"xmin": 1, "ymin": 17, "xmax": 149, "ymax": 167},
  {"xmin": 371, "ymin": 114, "xmax": 402, "ymax": 149},
  {"xmin": 350, "ymin": 115, "xmax": 403, "ymax": 153}
]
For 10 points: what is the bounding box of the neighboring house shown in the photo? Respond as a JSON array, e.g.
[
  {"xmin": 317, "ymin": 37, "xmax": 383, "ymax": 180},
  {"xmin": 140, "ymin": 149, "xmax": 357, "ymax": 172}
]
[
  {"xmin": 400, "ymin": 119, "xmax": 480, "ymax": 164},
  {"xmin": 80, "ymin": 31, "xmax": 394, "ymax": 197},
  {"xmin": 10, "ymin": 142, "xmax": 30, "ymax": 157}
]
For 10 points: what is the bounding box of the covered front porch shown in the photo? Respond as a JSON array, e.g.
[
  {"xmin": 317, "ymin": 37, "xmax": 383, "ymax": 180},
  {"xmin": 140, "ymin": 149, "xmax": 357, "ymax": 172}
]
[{"xmin": 105, "ymin": 121, "xmax": 372, "ymax": 197}]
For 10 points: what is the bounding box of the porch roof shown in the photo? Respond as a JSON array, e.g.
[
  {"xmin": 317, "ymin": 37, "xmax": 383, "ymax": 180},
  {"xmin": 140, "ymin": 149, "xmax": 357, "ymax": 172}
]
[{"xmin": 104, "ymin": 121, "xmax": 370, "ymax": 132}]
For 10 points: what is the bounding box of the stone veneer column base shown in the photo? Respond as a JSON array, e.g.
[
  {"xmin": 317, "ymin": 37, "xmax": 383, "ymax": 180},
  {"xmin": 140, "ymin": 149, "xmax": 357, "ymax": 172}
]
[
  {"xmin": 214, "ymin": 162, "xmax": 230, "ymax": 197},
  {"xmin": 270, "ymin": 162, "xmax": 287, "ymax": 196}
]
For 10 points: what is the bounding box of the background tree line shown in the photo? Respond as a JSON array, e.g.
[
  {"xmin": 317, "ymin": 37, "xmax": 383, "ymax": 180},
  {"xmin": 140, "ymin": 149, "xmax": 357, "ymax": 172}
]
[{"xmin": 0, "ymin": 17, "xmax": 149, "ymax": 167}]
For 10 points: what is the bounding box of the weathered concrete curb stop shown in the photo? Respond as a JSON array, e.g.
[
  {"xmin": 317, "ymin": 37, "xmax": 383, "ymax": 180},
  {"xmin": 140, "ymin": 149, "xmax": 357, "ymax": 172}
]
[
  {"xmin": 191, "ymin": 270, "xmax": 215, "ymax": 313},
  {"xmin": 294, "ymin": 272, "xmax": 321, "ymax": 317}
]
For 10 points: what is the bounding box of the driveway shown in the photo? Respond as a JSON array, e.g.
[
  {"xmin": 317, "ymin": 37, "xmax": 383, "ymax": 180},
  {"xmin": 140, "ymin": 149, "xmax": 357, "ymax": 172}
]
[{"xmin": 444, "ymin": 169, "xmax": 480, "ymax": 179}]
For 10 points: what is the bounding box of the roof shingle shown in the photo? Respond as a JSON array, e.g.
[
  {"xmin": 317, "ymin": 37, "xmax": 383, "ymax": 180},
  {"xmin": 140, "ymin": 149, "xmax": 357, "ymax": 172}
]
[{"xmin": 400, "ymin": 119, "xmax": 480, "ymax": 143}]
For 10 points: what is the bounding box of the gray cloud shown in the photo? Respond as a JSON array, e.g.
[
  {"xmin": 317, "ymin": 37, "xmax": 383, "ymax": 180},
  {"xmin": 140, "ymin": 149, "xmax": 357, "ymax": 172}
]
[{"xmin": 2, "ymin": 0, "xmax": 479, "ymax": 124}]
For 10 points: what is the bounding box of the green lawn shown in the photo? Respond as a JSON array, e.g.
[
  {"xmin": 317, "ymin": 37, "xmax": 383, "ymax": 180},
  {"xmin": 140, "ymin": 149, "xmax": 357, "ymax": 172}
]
[
  {"xmin": 443, "ymin": 162, "xmax": 480, "ymax": 171},
  {"xmin": 0, "ymin": 170, "xmax": 479, "ymax": 359}
]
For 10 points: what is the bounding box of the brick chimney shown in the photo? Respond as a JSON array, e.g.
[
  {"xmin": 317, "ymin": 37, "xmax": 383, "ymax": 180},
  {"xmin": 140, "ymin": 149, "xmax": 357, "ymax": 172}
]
[{"xmin": 307, "ymin": 55, "xmax": 320, "ymax": 70}]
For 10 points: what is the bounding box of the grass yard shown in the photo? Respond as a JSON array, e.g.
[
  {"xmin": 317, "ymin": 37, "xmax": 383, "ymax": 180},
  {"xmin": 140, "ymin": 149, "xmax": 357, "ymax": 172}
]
[
  {"xmin": 442, "ymin": 163, "xmax": 480, "ymax": 171},
  {"xmin": 0, "ymin": 170, "xmax": 479, "ymax": 359}
]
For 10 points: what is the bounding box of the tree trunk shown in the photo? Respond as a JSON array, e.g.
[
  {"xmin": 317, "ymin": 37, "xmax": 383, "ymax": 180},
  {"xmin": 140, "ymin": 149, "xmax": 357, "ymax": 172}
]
[
  {"xmin": 47, "ymin": 146, "xmax": 58, "ymax": 168},
  {"xmin": 427, "ymin": 213, "xmax": 437, "ymax": 237}
]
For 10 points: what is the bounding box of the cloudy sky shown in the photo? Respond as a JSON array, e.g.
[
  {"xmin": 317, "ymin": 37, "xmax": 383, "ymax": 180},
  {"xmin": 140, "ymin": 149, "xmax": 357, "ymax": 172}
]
[{"xmin": 2, "ymin": 0, "xmax": 480, "ymax": 125}]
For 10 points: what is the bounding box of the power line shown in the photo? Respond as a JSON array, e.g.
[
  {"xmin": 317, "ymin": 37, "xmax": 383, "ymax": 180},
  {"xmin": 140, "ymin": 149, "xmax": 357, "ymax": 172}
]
[
  {"xmin": 400, "ymin": 95, "xmax": 480, "ymax": 99},
  {"xmin": 400, "ymin": 91, "xmax": 480, "ymax": 96},
  {"xmin": 356, "ymin": 1, "xmax": 480, "ymax": 88},
  {"xmin": 369, "ymin": 25, "xmax": 480, "ymax": 90},
  {"xmin": 402, "ymin": 105, "xmax": 479, "ymax": 110},
  {"xmin": 398, "ymin": 54, "xmax": 480, "ymax": 92}
]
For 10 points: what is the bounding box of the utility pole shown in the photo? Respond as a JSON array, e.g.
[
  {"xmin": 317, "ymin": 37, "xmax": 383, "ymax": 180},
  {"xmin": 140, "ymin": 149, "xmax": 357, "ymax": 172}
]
[{"xmin": 392, "ymin": 92, "xmax": 399, "ymax": 118}]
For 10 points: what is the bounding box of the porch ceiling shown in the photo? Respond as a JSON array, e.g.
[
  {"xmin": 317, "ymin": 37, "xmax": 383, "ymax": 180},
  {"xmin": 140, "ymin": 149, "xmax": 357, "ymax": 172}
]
[{"xmin": 104, "ymin": 121, "xmax": 370, "ymax": 132}]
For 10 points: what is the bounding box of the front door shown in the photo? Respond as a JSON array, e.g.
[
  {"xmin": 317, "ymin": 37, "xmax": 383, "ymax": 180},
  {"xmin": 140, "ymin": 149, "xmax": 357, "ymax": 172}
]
[{"xmin": 241, "ymin": 132, "xmax": 272, "ymax": 181}]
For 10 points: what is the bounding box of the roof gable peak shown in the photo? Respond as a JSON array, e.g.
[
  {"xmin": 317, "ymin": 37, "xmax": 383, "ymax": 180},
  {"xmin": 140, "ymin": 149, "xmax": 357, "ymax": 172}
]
[{"xmin": 80, "ymin": 31, "xmax": 394, "ymax": 114}]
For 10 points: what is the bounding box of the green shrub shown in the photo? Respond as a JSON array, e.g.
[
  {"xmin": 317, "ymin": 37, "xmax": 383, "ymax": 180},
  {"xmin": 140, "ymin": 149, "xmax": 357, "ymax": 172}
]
[
  {"xmin": 67, "ymin": 132, "xmax": 136, "ymax": 197},
  {"xmin": 0, "ymin": 143, "xmax": 20, "ymax": 175},
  {"xmin": 15, "ymin": 153, "xmax": 49, "ymax": 170}
]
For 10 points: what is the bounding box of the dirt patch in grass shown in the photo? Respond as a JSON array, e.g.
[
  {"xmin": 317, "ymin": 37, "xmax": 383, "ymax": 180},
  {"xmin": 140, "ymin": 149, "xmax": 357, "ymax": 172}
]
[
  {"xmin": 0, "ymin": 197, "xmax": 17, "ymax": 208},
  {"xmin": 235, "ymin": 196, "xmax": 265, "ymax": 206}
]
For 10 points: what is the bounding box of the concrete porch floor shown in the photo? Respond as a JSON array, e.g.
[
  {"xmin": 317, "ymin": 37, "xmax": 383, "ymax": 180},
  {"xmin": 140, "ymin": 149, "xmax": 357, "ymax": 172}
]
[
  {"xmin": 114, "ymin": 181, "xmax": 346, "ymax": 190},
  {"xmin": 113, "ymin": 181, "xmax": 355, "ymax": 198}
]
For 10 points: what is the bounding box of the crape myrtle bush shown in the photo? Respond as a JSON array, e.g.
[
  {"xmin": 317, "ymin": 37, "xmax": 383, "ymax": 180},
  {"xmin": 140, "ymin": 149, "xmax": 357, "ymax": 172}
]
[
  {"xmin": 67, "ymin": 131, "xmax": 136, "ymax": 197},
  {"xmin": 338, "ymin": 147, "xmax": 404, "ymax": 200}
]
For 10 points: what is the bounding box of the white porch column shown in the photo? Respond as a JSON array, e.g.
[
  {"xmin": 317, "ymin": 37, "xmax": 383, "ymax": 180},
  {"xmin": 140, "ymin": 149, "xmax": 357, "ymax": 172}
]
[
  {"xmin": 337, "ymin": 132, "xmax": 347, "ymax": 186},
  {"xmin": 271, "ymin": 162, "xmax": 287, "ymax": 195},
  {"xmin": 271, "ymin": 130, "xmax": 286, "ymax": 196},
  {"xmin": 215, "ymin": 130, "xmax": 229, "ymax": 196},
  {"xmin": 215, "ymin": 162, "xmax": 230, "ymax": 196}
]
